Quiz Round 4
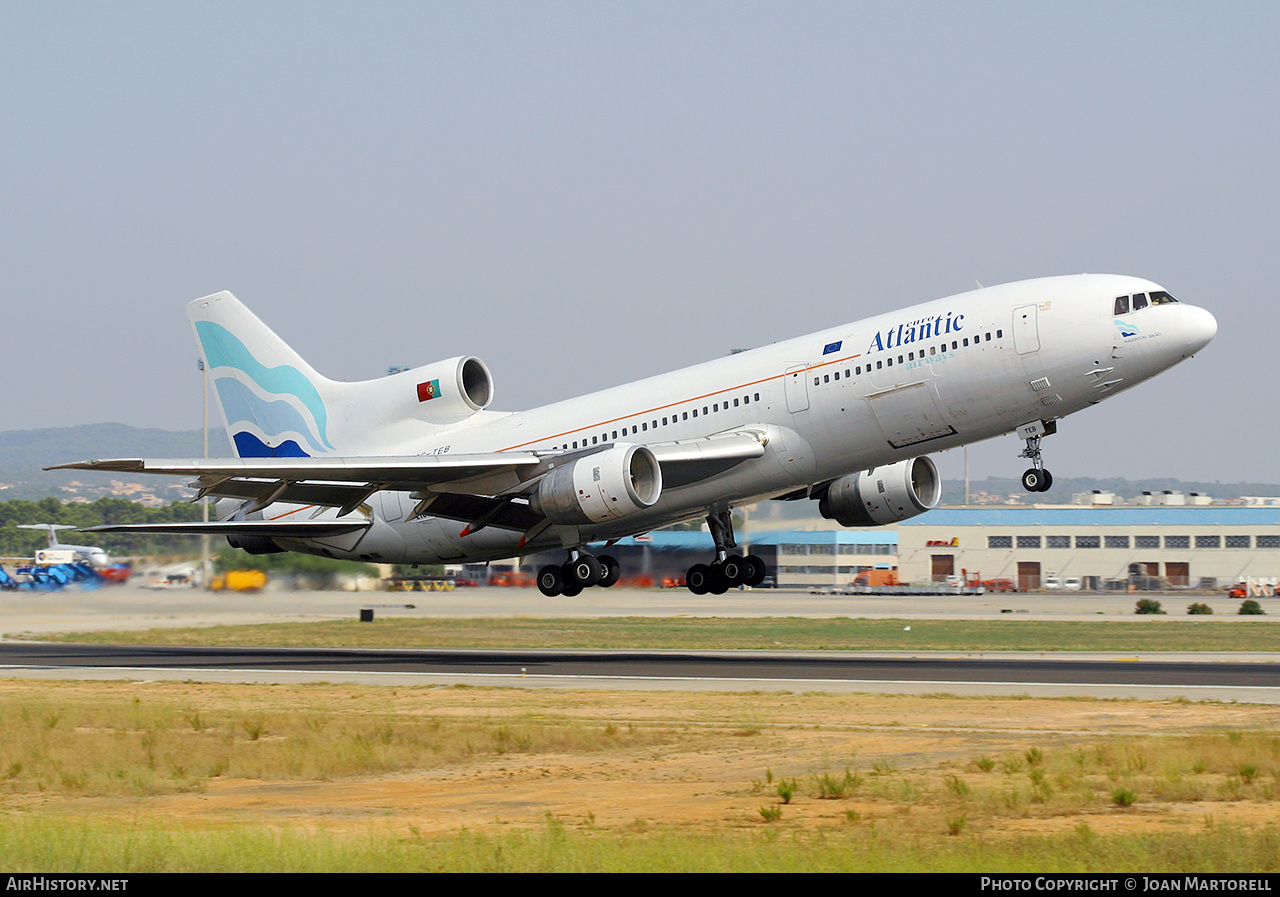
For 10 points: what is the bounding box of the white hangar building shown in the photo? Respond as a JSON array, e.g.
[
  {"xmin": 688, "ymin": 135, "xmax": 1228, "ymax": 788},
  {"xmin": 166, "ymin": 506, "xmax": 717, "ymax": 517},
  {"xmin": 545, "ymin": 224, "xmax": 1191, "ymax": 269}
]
[{"xmin": 895, "ymin": 507, "xmax": 1280, "ymax": 591}]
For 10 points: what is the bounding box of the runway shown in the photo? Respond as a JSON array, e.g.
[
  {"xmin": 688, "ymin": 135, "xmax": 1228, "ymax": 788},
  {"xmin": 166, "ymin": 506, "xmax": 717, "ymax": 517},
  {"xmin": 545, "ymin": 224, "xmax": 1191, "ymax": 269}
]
[
  {"xmin": 2, "ymin": 641, "xmax": 1279, "ymax": 702},
  {"xmin": 3, "ymin": 585, "xmax": 1278, "ymax": 701}
]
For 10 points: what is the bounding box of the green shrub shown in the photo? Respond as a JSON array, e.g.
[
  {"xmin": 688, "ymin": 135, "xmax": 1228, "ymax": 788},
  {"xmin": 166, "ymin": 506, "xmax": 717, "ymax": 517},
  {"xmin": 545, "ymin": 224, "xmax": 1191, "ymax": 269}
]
[
  {"xmin": 1187, "ymin": 603, "xmax": 1213, "ymax": 615},
  {"xmin": 1238, "ymin": 600, "xmax": 1265, "ymax": 616},
  {"xmin": 1135, "ymin": 598, "xmax": 1165, "ymax": 615}
]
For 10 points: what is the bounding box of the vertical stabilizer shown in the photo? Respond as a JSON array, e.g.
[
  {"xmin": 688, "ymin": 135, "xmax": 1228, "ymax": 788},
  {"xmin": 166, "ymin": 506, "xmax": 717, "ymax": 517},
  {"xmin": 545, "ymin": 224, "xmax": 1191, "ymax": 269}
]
[{"xmin": 188, "ymin": 292, "xmax": 341, "ymax": 459}]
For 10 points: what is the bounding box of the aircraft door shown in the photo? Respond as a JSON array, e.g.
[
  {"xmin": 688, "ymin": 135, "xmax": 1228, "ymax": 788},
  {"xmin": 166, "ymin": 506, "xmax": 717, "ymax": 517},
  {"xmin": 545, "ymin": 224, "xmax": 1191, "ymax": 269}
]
[
  {"xmin": 784, "ymin": 364, "xmax": 810, "ymax": 413},
  {"xmin": 1013, "ymin": 305, "xmax": 1040, "ymax": 355}
]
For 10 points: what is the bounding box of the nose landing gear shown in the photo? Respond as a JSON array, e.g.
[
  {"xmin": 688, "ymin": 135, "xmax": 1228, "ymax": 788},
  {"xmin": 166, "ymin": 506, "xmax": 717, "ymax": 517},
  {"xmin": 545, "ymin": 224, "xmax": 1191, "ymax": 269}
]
[
  {"xmin": 1017, "ymin": 420, "xmax": 1057, "ymax": 493},
  {"xmin": 685, "ymin": 508, "xmax": 767, "ymax": 594}
]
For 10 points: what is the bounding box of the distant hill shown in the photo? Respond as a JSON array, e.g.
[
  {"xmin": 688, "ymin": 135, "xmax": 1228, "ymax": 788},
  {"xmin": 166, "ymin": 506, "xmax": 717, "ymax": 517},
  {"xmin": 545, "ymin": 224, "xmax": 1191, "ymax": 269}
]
[{"xmin": 0, "ymin": 423, "xmax": 230, "ymax": 502}]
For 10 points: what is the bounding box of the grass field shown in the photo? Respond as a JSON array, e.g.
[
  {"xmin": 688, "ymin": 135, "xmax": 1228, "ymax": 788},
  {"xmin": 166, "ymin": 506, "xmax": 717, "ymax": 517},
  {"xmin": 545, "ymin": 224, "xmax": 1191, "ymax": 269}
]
[
  {"xmin": 25, "ymin": 615, "xmax": 1280, "ymax": 652},
  {"xmin": 1, "ymin": 679, "xmax": 1279, "ymax": 871}
]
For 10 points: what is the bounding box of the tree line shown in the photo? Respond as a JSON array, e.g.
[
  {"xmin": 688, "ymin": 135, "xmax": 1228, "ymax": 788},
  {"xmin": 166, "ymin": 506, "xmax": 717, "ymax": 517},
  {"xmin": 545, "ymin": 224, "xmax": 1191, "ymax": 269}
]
[{"xmin": 0, "ymin": 497, "xmax": 204, "ymax": 558}]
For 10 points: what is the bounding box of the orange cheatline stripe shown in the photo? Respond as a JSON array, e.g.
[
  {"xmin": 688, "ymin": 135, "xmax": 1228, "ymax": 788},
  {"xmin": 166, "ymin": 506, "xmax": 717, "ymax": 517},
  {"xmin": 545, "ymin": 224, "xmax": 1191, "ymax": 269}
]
[
  {"xmin": 497, "ymin": 352, "xmax": 863, "ymax": 452},
  {"xmin": 268, "ymin": 505, "xmax": 317, "ymax": 521}
]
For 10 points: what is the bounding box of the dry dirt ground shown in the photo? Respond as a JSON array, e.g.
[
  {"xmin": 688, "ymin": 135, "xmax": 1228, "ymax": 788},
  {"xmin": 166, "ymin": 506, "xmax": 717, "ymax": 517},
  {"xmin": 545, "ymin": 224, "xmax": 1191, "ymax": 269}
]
[{"xmin": 12, "ymin": 682, "xmax": 1280, "ymax": 838}]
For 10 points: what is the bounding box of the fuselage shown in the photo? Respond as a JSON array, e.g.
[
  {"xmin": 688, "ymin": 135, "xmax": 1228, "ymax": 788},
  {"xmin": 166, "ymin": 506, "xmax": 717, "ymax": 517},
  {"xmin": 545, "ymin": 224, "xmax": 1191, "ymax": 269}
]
[{"xmin": 272, "ymin": 274, "xmax": 1216, "ymax": 565}]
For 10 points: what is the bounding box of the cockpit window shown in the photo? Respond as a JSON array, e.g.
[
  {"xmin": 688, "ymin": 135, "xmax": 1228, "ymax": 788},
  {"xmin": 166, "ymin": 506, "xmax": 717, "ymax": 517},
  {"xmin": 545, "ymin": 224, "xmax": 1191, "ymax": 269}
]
[
  {"xmin": 1132, "ymin": 293, "xmax": 1148, "ymax": 310},
  {"xmin": 1150, "ymin": 290, "xmax": 1178, "ymax": 305},
  {"xmin": 1114, "ymin": 296, "xmax": 1129, "ymax": 315}
]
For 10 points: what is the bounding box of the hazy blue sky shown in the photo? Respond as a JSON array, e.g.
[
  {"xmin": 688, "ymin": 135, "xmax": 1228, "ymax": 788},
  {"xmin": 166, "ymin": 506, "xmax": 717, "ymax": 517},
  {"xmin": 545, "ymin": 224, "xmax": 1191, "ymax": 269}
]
[{"xmin": 1, "ymin": 2, "xmax": 1274, "ymax": 483}]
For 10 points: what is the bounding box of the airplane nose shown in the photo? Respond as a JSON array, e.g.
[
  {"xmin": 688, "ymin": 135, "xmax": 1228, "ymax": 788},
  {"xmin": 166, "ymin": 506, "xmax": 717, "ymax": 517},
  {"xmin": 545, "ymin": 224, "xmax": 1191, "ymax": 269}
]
[{"xmin": 1181, "ymin": 305, "xmax": 1217, "ymax": 356}]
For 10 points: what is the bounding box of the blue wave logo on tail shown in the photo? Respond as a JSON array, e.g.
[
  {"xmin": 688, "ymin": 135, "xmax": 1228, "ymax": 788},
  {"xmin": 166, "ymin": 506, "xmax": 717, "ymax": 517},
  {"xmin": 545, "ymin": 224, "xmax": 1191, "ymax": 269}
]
[{"xmin": 195, "ymin": 320, "xmax": 334, "ymax": 458}]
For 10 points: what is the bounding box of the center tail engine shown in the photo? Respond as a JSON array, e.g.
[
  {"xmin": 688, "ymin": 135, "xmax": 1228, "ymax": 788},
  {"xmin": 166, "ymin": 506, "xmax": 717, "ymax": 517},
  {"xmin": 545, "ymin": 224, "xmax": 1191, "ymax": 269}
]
[
  {"xmin": 817, "ymin": 456, "xmax": 941, "ymax": 526},
  {"xmin": 531, "ymin": 444, "xmax": 663, "ymax": 525}
]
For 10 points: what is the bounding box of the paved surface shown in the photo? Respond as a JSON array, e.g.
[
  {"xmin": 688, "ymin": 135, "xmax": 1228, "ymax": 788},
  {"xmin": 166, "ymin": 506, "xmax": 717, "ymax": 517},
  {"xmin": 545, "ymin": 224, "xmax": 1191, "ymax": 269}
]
[
  {"xmin": 1, "ymin": 584, "xmax": 1276, "ymax": 701},
  {"xmin": 0, "ymin": 584, "xmax": 1267, "ymax": 635}
]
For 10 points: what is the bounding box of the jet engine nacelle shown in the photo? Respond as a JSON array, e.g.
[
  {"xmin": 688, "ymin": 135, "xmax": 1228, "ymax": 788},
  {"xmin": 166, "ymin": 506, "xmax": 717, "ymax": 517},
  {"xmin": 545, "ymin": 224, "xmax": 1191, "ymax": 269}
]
[
  {"xmin": 531, "ymin": 444, "xmax": 663, "ymax": 525},
  {"xmin": 818, "ymin": 456, "xmax": 941, "ymax": 527},
  {"xmin": 390, "ymin": 355, "xmax": 495, "ymax": 426}
]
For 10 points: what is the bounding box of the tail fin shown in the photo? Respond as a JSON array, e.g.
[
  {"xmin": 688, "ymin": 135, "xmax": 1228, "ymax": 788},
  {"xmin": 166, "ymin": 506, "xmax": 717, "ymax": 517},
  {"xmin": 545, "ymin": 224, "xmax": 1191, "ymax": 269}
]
[
  {"xmin": 189, "ymin": 292, "xmax": 496, "ymax": 458},
  {"xmin": 17, "ymin": 524, "xmax": 77, "ymax": 548},
  {"xmin": 189, "ymin": 292, "xmax": 339, "ymax": 458}
]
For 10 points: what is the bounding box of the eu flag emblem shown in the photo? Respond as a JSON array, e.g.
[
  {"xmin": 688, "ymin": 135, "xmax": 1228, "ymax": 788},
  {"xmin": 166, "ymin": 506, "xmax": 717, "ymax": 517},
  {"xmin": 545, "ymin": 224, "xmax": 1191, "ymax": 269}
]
[{"xmin": 823, "ymin": 340, "xmax": 842, "ymax": 355}]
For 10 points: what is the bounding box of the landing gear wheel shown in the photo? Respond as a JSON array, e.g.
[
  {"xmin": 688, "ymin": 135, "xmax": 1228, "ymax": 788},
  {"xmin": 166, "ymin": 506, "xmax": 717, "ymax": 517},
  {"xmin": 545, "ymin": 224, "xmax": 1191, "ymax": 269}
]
[
  {"xmin": 742, "ymin": 555, "xmax": 767, "ymax": 587},
  {"xmin": 687, "ymin": 564, "xmax": 712, "ymax": 595},
  {"xmin": 706, "ymin": 565, "xmax": 730, "ymax": 595},
  {"xmin": 567, "ymin": 554, "xmax": 601, "ymax": 587},
  {"xmin": 1022, "ymin": 468, "xmax": 1051, "ymax": 493},
  {"xmin": 536, "ymin": 565, "xmax": 564, "ymax": 597},
  {"xmin": 560, "ymin": 572, "xmax": 583, "ymax": 598},
  {"xmin": 597, "ymin": 554, "xmax": 621, "ymax": 589},
  {"xmin": 720, "ymin": 554, "xmax": 746, "ymax": 586}
]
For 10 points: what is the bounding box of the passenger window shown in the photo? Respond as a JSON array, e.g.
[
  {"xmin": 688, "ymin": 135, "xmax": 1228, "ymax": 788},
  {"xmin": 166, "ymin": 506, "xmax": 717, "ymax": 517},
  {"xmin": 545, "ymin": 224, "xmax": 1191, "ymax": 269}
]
[
  {"xmin": 887, "ymin": 358, "xmax": 893, "ymax": 367},
  {"xmin": 682, "ymin": 412, "xmax": 688, "ymax": 420},
  {"xmin": 985, "ymin": 332, "xmax": 991, "ymax": 341},
  {"xmin": 734, "ymin": 398, "xmax": 740, "ymax": 406},
  {"xmin": 813, "ymin": 377, "xmax": 819, "ymax": 386},
  {"xmin": 612, "ymin": 431, "xmax": 618, "ymax": 439},
  {"xmin": 996, "ymin": 329, "xmax": 1002, "ymax": 338},
  {"xmin": 930, "ymin": 346, "xmax": 936, "ymax": 355},
  {"xmin": 592, "ymin": 436, "xmax": 598, "ymax": 445},
  {"xmin": 754, "ymin": 393, "xmax": 760, "ymax": 401},
  {"xmin": 692, "ymin": 409, "xmax": 698, "ymax": 417},
  {"xmin": 823, "ymin": 375, "xmax": 829, "ymax": 383},
  {"xmin": 1133, "ymin": 293, "xmax": 1149, "ymax": 310},
  {"xmin": 1114, "ymin": 295, "xmax": 1129, "ymax": 315},
  {"xmin": 876, "ymin": 361, "xmax": 882, "ymax": 370},
  {"xmin": 951, "ymin": 341, "xmax": 957, "ymax": 349},
  {"xmin": 642, "ymin": 423, "xmax": 647, "ymax": 431},
  {"xmin": 573, "ymin": 441, "xmax": 578, "ymax": 448},
  {"xmin": 963, "ymin": 338, "xmax": 969, "ymax": 346},
  {"xmin": 662, "ymin": 417, "xmax": 668, "ymax": 426}
]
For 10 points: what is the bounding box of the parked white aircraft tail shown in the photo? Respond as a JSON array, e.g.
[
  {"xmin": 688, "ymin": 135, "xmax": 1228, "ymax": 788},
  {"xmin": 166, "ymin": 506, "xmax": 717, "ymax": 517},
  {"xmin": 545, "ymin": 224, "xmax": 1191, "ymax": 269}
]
[{"xmin": 53, "ymin": 274, "xmax": 1216, "ymax": 595}]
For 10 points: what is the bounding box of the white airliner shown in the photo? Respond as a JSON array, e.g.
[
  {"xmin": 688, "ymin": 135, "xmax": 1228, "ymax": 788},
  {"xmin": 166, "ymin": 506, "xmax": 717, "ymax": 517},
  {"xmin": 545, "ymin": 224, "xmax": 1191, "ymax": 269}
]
[
  {"xmin": 54, "ymin": 275, "xmax": 1216, "ymax": 595},
  {"xmin": 17, "ymin": 524, "xmax": 110, "ymax": 567}
]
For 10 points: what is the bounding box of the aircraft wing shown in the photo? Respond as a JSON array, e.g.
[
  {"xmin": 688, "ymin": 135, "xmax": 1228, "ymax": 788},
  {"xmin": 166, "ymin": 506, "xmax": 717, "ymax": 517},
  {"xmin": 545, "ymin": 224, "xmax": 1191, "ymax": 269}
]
[
  {"xmin": 79, "ymin": 519, "xmax": 371, "ymax": 537},
  {"xmin": 49, "ymin": 431, "xmax": 767, "ymax": 533}
]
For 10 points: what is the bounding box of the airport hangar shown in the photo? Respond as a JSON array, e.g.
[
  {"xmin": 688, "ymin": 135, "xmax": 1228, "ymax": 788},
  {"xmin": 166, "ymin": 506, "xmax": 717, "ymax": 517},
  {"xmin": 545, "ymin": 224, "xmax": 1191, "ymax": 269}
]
[
  {"xmin": 895, "ymin": 505, "xmax": 1280, "ymax": 591},
  {"xmin": 472, "ymin": 500, "xmax": 1280, "ymax": 590}
]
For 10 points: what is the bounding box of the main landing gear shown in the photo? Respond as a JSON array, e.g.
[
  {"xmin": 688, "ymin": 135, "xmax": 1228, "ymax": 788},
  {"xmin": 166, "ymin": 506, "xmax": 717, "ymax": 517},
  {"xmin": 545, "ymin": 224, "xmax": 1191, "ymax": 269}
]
[
  {"xmin": 685, "ymin": 508, "xmax": 767, "ymax": 595},
  {"xmin": 536, "ymin": 549, "xmax": 621, "ymax": 597},
  {"xmin": 1018, "ymin": 420, "xmax": 1057, "ymax": 493}
]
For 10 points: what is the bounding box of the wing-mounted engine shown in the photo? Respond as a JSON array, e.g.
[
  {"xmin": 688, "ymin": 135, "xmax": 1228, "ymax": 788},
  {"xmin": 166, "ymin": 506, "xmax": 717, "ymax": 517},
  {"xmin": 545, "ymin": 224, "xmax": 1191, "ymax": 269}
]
[
  {"xmin": 818, "ymin": 456, "xmax": 940, "ymax": 527},
  {"xmin": 530, "ymin": 444, "xmax": 663, "ymax": 525}
]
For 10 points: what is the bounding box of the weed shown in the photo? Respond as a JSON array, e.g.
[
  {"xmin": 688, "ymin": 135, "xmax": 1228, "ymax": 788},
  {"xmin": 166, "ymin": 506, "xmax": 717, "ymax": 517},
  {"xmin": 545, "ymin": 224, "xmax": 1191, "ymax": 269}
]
[
  {"xmin": 944, "ymin": 774, "xmax": 971, "ymax": 798},
  {"xmin": 814, "ymin": 769, "xmax": 860, "ymax": 799},
  {"xmin": 758, "ymin": 805, "xmax": 782, "ymax": 823},
  {"xmin": 973, "ymin": 756, "xmax": 995, "ymax": 773},
  {"xmin": 1111, "ymin": 788, "xmax": 1137, "ymax": 807},
  {"xmin": 776, "ymin": 778, "xmax": 797, "ymax": 804},
  {"xmin": 946, "ymin": 815, "xmax": 967, "ymax": 836}
]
